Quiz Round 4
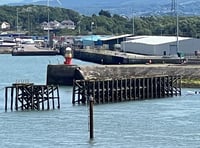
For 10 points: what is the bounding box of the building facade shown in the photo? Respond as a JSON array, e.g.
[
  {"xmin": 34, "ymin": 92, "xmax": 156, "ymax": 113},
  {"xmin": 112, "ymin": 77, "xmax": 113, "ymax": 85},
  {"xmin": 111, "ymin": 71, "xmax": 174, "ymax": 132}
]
[
  {"xmin": 121, "ymin": 36, "xmax": 200, "ymax": 56},
  {"xmin": 1, "ymin": 22, "xmax": 10, "ymax": 30}
]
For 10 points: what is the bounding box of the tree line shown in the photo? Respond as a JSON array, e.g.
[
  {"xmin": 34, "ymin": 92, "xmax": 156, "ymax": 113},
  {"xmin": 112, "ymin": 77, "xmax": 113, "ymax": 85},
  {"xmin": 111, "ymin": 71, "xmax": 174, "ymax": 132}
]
[{"xmin": 1, "ymin": 5, "xmax": 200, "ymax": 38}]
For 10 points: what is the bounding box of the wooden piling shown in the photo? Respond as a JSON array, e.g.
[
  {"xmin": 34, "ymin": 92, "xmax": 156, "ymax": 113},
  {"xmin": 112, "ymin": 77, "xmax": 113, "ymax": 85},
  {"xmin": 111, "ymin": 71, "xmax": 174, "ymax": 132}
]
[
  {"xmin": 89, "ymin": 96, "xmax": 94, "ymax": 139},
  {"xmin": 57, "ymin": 86, "xmax": 60, "ymax": 108},
  {"xmin": 4, "ymin": 83, "xmax": 60, "ymax": 111},
  {"xmin": 72, "ymin": 75, "xmax": 181, "ymax": 105},
  {"xmin": 5, "ymin": 87, "xmax": 8, "ymax": 111}
]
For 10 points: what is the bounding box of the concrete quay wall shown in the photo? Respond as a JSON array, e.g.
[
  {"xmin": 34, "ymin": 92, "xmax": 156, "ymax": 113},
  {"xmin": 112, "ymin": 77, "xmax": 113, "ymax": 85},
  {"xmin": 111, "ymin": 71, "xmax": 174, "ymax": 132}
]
[
  {"xmin": 79, "ymin": 64, "xmax": 200, "ymax": 80},
  {"xmin": 73, "ymin": 49, "xmax": 123, "ymax": 64},
  {"xmin": 46, "ymin": 64, "xmax": 80, "ymax": 85},
  {"xmin": 46, "ymin": 64, "xmax": 200, "ymax": 86},
  {"xmin": 73, "ymin": 49, "xmax": 184, "ymax": 64}
]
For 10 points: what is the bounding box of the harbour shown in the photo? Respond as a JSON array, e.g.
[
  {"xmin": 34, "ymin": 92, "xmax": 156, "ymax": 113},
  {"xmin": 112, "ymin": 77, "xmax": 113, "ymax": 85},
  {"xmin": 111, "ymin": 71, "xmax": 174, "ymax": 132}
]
[
  {"xmin": 0, "ymin": 54, "xmax": 200, "ymax": 147},
  {"xmin": 1, "ymin": 0, "xmax": 200, "ymax": 147}
]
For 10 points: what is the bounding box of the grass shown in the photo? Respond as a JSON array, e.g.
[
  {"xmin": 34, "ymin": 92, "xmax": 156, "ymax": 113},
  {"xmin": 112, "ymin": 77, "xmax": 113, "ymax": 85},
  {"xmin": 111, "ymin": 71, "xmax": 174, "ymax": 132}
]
[{"xmin": 182, "ymin": 78, "xmax": 200, "ymax": 88}]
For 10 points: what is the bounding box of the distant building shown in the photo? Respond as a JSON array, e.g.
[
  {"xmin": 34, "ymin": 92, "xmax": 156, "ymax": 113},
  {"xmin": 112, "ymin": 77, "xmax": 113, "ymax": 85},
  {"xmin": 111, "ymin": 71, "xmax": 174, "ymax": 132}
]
[
  {"xmin": 61, "ymin": 20, "xmax": 75, "ymax": 30},
  {"xmin": 121, "ymin": 35, "xmax": 200, "ymax": 56},
  {"xmin": 41, "ymin": 20, "xmax": 75, "ymax": 31},
  {"xmin": 99, "ymin": 34, "xmax": 133, "ymax": 50},
  {"xmin": 1, "ymin": 22, "xmax": 10, "ymax": 30},
  {"xmin": 74, "ymin": 34, "xmax": 132, "ymax": 50},
  {"xmin": 50, "ymin": 20, "xmax": 61, "ymax": 29}
]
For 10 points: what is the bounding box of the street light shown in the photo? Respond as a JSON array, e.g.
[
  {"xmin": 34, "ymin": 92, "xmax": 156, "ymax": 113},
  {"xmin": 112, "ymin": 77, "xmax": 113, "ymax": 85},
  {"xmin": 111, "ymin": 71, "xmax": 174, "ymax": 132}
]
[
  {"xmin": 91, "ymin": 21, "xmax": 94, "ymax": 32},
  {"xmin": 91, "ymin": 22, "xmax": 94, "ymax": 48}
]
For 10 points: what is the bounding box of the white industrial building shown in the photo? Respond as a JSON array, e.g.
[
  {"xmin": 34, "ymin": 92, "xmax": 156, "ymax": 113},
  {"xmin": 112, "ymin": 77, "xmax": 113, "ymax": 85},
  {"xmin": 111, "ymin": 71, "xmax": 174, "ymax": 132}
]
[{"xmin": 121, "ymin": 36, "xmax": 200, "ymax": 56}]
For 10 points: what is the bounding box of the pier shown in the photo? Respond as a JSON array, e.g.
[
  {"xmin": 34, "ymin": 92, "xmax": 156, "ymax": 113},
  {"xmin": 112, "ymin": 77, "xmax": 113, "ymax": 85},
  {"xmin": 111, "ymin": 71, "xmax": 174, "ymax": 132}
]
[
  {"xmin": 72, "ymin": 75, "xmax": 181, "ymax": 105},
  {"xmin": 73, "ymin": 49, "xmax": 184, "ymax": 64},
  {"xmin": 47, "ymin": 64, "xmax": 199, "ymax": 87},
  {"xmin": 11, "ymin": 44, "xmax": 60, "ymax": 56},
  {"xmin": 5, "ymin": 83, "xmax": 60, "ymax": 111}
]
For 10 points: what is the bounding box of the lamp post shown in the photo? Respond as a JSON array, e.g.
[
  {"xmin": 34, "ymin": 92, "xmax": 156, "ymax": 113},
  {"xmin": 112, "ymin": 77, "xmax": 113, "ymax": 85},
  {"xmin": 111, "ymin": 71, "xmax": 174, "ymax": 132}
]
[
  {"xmin": 91, "ymin": 22, "xmax": 94, "ymax": 32},
  {"xmin": 91, "ymin": 22, "xmax": 94, "ymax": 48}
]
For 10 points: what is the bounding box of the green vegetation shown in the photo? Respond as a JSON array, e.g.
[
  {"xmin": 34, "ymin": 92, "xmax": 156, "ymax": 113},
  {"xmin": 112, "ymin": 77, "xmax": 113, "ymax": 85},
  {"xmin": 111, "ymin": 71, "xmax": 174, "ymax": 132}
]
[
  {"xmin": 182, "ymin": 79, "xmax": 200, "ymax": 88},
  {"xmin": 1, "ymin": 5, "xmax": 200, "ymax": 37}
]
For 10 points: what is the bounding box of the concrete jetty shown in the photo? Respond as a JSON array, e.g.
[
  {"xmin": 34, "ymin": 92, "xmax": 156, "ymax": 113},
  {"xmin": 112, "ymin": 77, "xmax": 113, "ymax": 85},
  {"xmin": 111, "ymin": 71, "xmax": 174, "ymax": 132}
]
[
  {"xmin": 46, "ymin": 64, "xmax": 82, "ymax": 85},
  {"xmin": 0, "ymin": 47, "xmax": 12, "ymax": 54},
  {"xmin": 46, "ymin": 64, "xmax": 200, "ymax": 87},
  {"xmin": 73, "ymin": 48, "xmax": 184, "ymax": 64},
  {"xmin": 12, "ymin": 44, "xmax": 60, "ymax": 56}
]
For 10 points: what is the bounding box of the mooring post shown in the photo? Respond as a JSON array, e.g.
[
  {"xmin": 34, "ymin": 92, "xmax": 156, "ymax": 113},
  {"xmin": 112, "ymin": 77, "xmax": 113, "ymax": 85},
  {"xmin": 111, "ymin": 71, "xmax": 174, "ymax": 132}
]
[{"xmin": 89, "ymin": 96, "xmax": 94, "ymax": 139}]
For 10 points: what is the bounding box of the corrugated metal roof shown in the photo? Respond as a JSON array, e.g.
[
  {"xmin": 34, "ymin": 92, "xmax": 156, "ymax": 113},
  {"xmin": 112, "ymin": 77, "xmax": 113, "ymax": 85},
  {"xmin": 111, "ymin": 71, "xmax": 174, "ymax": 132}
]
[
  {"xmin": 126, "ymin": 36, "xmax": 191, "ymax": 45},
  {"xmin": 101, "ymin": 34, "xmax": 133, "ymax": 41},
  {"xmin": 80, "ymin": 35, "xmax": 111, "ymax": 41}
]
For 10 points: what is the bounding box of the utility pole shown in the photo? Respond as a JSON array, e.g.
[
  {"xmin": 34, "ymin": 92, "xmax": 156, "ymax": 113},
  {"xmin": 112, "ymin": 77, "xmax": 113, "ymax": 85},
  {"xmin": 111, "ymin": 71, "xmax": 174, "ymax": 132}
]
[
  {"xmin": 16, "ymin": 8, "xmax": 19, "ymax": 32},
  {"xmin": 172, "ymin": 0, "xmax": 179, "ymax": 53},
  {"xmin": 47, "ymin": 0, "xmax": 50, "ymax": 48},
  {"xmin": 132, "ymin": 12, "xmax": 135, "ymax": 36},
  {"xmin": 132, "ymin": 8, "xmax": 135, "ymax": 36},
  {"xmin": 176, "ymin": 0, "xmax": 179, "ymax": 53}
]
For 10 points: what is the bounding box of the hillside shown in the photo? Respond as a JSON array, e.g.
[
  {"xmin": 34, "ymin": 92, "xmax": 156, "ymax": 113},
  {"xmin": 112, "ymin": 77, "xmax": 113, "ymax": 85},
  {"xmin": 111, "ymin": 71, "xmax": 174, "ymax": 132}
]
[
  {"xmin": 1, "ymin": 5, "xmax": 200, "ymax": 37},
  {"xmin": 2, "ymin": 0, "xmax": 200, "ymax": 16}
]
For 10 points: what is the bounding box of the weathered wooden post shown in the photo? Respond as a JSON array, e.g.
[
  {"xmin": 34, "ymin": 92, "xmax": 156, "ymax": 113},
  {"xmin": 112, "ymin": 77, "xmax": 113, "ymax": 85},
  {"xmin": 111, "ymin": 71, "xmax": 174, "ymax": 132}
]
[
  {"xmin": 5, "ymin": 87, "xmax": 8, "ymax": 112},
  {"xmin": 89, "ymin": 96, "xmax": 94, "ymax": 139}
]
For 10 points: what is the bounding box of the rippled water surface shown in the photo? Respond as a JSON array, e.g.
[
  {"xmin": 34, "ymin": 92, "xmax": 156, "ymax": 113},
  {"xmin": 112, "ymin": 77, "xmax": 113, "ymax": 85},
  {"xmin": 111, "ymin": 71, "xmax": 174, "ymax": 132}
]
[{"xmin": 0, "ymin": 54, "xmax": 199, "ymax": 148}]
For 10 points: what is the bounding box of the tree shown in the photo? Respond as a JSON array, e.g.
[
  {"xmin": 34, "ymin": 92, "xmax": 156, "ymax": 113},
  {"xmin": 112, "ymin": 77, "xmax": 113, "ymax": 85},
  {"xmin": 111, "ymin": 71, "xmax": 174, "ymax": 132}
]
[{"xmin": 99, "ymin": 10, "xmax": 111, "ymax": 18}]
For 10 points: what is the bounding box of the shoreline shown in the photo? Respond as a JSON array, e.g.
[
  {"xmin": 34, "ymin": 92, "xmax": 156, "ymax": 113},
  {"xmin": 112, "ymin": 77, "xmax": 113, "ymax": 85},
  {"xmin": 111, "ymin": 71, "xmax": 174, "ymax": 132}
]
[{"xmin": 182, "ymin": 79, "xmax": 200, "ymax": 88}]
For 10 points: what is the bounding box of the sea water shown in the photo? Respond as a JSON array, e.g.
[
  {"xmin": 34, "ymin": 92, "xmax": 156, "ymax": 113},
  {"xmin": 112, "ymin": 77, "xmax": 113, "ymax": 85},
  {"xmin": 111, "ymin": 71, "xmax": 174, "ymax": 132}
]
[{"xmin": 0, "ymin": 54, "xmax": 199, "ymax": 148}]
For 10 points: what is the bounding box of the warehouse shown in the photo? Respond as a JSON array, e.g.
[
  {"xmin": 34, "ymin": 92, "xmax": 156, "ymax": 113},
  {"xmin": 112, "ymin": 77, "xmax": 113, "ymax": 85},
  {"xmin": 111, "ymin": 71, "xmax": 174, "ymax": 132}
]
[{"xmin": 121, "ymin": 36, "xmax": 200, "ymax": 56}]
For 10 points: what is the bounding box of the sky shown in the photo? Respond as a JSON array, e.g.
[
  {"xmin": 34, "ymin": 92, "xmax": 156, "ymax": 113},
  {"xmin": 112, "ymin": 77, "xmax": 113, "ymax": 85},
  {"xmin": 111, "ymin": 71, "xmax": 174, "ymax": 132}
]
[
  {"xmin": 0, "ymin": 0, "xmax": 41, "ymax": 5},
  {"xmin": 0, "ymin": 0, "xmax": 23, "ymax": 5}
]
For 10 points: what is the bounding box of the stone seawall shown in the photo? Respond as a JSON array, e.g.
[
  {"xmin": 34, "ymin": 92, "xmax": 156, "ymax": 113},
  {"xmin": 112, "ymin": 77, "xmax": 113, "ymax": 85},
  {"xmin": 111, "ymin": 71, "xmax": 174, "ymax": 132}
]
[
  {"xmin": 47, "ymin": 64, "xmax": 200, "ymax": 87},
  {"xmin": 79, "ymin": 64, "xmax": 200, "ymax": 80},
  {"xmin": 46, "ymin": 64, "xmax": 79, "ymax": 85}
]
